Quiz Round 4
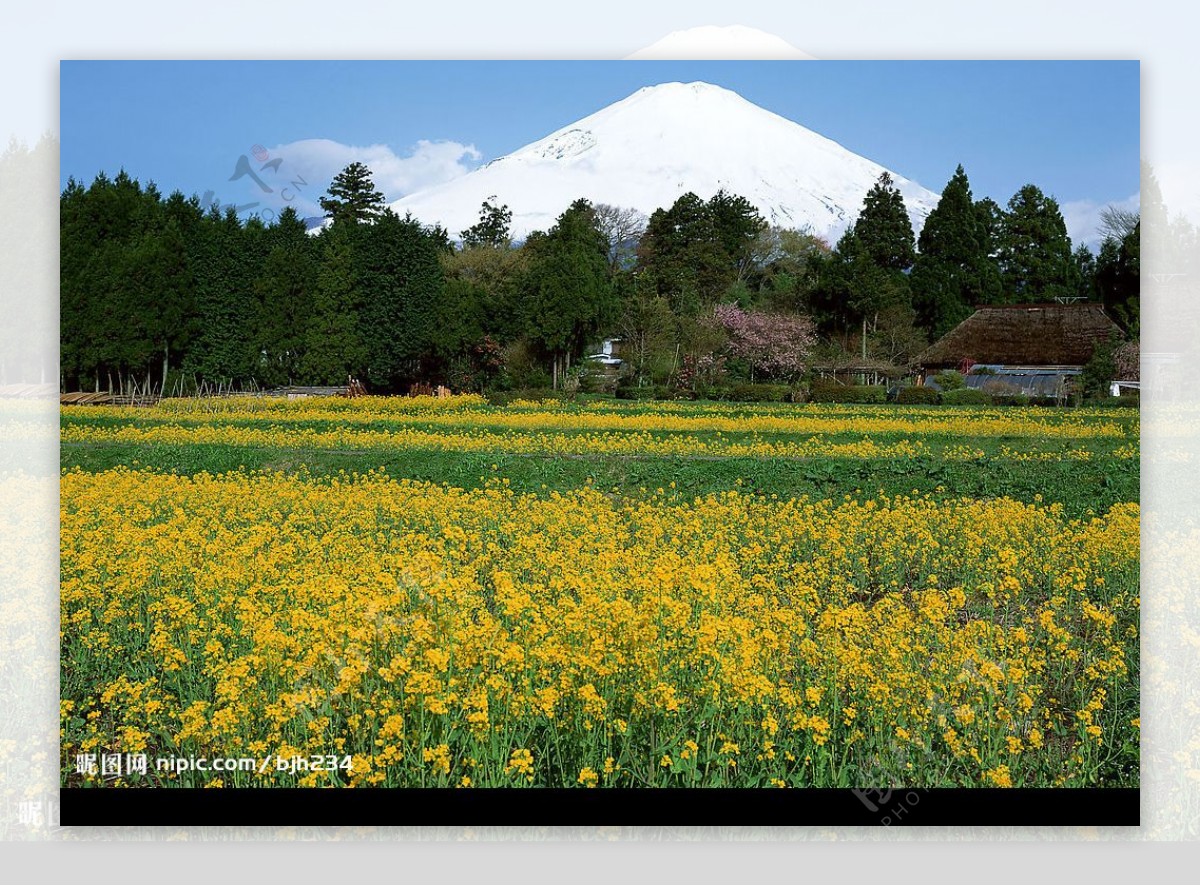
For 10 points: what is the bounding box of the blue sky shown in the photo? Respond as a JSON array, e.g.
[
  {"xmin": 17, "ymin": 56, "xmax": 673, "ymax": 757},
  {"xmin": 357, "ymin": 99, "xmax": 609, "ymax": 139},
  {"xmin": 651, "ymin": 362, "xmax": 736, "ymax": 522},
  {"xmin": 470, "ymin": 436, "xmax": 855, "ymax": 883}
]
[{"xmin": 60, "ymin": 60, "xmax": 1140, "ymax": 245}]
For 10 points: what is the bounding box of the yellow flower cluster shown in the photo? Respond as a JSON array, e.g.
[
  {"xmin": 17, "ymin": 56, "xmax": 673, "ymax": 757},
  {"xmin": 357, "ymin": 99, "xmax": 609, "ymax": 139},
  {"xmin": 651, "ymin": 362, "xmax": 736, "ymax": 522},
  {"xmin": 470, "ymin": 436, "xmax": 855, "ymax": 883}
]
[
  {"xmin": 61, "ymin": 468, "xmax": 1138, "ymax": 788},
  {"xmin": 72, "ymin": 395, "xmax": 1133, "ymax": 441},
  {"xmin": 62, "ymin": 421, "xmax": 944, "ymax": 460}
]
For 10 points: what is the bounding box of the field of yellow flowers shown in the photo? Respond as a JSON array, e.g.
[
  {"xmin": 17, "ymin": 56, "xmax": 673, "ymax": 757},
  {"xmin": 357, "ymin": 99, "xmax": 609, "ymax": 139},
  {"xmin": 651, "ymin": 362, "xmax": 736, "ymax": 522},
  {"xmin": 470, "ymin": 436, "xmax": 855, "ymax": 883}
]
[{"xmin": 60, "ymin": 396, "xmax": 1139, "ymax": 788}]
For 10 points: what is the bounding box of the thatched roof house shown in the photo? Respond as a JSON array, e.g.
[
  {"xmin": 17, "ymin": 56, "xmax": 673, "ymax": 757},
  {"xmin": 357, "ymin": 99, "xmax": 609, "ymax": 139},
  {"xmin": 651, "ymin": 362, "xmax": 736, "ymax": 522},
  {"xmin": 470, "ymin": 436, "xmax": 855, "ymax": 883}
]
[
  {"xmin": 918, "ymin": 304, "xmax": 1123, "ymax": 370},
  {"xmin": 916, "ymin": 304, "xmax": 1125, "ymax": 399}
]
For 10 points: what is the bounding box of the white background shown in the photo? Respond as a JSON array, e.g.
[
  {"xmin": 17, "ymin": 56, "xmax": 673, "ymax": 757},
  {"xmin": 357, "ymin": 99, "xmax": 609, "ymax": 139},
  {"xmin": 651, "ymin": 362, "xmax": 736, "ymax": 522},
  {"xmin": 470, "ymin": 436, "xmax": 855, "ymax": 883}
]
[{"xmin": 3, "ymin": 1, "xmax": 1199, "ymax": 882}]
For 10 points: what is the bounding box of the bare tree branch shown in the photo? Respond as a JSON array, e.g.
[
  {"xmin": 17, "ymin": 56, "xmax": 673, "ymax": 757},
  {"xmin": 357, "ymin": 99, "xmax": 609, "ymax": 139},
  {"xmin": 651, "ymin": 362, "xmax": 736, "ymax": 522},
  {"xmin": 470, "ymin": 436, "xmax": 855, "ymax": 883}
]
[
  {"xmin": 594, "ymin": 203, "xmax": 647, "ymax": 271},
  {"xmin": 1099, "ymin": 205, "xmax": 1139, "ymax": 242}
]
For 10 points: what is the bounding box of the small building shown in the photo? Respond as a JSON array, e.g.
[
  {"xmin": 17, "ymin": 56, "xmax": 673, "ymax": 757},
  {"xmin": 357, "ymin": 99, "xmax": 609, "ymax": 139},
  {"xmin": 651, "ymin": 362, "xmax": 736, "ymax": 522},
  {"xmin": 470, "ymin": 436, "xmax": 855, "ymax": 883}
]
[
  {"xmin": 277, "ymin": 385, "xmax": 351, "ymax": 399},
  {"xmin": 811, "ymin": 357, "xmax": 907, "ymax": 388},
  {"xmin": 916, "ymin": 303, "xmax": 1124, "ymax": 399},
  {"xmin": 585, "ymin": 338, "xmax": 623, "ymax": 367}
]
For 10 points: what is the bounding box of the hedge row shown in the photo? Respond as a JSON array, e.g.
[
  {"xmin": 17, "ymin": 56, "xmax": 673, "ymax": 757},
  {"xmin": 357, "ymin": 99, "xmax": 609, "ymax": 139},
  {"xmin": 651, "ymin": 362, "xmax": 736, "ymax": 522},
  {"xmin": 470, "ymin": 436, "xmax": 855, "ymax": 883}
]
[
  {"xmin": 895, "ymin": 386, "xmax": 941, "ymax": 405},
  {"xmin": 808, "ymin": 384, "xmax": 887, "ymax": 404},
  {"xmin": 940, "ymin": 388, "xmax": 992, "ymax": 405}
]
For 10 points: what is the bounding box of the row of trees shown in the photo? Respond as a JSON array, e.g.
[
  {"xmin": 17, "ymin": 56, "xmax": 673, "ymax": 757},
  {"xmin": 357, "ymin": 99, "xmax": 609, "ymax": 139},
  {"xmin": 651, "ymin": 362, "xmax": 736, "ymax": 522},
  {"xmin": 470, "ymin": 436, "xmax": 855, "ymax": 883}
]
[
  {"xmin": 817, "ymin": 168, "xmax": 1140, "ymax": 346},
  {"xmin": 59, "ymin": 163, "xmax": 626, "ymax": 392},
  {"xmin": 61, "ymin": 168, "xmax": 444, "ymax": 391},
  {"xmin": 60, "ymin": 159, "xmax": 1140, "ymax": 393}
]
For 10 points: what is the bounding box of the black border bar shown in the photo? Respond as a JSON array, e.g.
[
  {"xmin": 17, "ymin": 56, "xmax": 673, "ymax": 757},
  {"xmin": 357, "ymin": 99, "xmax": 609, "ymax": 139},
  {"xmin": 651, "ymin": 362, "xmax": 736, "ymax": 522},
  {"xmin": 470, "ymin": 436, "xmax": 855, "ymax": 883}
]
[{"xmin": 60, "ymin": 787, "xmax": 1139, "ymax": 827}]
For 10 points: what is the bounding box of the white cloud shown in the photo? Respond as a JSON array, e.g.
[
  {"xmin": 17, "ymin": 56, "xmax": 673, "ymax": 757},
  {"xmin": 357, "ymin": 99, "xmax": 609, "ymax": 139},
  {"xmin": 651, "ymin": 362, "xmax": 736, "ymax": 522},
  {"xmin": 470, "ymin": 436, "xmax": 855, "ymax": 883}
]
[
  {"xmin": 1060, "ymin": 192, "xmax": 1140, "ymax": 251},
  {"xmin": 253, "ymin": 138, "xmax": 481, "ymax": 218}
]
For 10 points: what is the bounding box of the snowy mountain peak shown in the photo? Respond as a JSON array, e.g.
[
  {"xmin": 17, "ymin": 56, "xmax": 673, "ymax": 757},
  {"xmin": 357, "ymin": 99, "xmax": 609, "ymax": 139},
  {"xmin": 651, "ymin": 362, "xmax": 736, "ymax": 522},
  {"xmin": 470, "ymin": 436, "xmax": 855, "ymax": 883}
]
[
  {"xmin": 632, "ymin": 80, "xmax": 739, "ymax": 97},
  {"xmin": 391, "ymin": 81, "xmax": 939, "ymax": 242}
]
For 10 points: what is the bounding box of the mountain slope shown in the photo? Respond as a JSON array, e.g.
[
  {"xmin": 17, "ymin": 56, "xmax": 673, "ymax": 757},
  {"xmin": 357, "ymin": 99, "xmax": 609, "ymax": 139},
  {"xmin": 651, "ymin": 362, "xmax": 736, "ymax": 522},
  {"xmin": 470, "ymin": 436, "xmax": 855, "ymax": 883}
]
[{"xmin": 391, "ymin": 81, "xmax": 939, "ymax": 242}]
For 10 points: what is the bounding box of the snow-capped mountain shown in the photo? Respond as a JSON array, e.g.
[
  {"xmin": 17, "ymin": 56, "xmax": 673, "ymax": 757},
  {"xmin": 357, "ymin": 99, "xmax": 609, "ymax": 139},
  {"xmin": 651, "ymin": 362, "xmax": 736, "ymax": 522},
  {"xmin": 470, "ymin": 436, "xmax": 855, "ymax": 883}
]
[{"xmin": 390, "ymin": 81, "xmax": 940, "ymax": 242}]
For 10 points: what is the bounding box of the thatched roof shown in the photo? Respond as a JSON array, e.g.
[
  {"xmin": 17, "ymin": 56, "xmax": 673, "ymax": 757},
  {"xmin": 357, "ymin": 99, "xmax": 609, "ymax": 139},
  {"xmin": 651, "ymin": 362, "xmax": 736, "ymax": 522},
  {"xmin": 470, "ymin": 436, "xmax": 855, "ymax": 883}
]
[{"xmin": 918, "ymin": 304, "xmax": 1123, "ymax": 368}]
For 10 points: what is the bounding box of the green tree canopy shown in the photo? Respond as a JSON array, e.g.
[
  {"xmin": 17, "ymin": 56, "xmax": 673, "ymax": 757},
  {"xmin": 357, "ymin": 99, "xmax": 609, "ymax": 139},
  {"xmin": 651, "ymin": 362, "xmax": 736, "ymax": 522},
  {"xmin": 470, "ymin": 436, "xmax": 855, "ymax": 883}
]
[
  {"xmin": 910, "ymin": 165, "xmax": 1001, "ymax": 337},
  {"xmin": 356, "ymin": 210, "xmax": 444, "ymax": 387},
  {"xmin": 855, "ymin": 172, "xmax": 916, "ymax": 272},
  {"xmin": 300, "ymin": 223, "xmax": 367, "ymax": 383},
  {"xmin": 997, "ymin": 184, "xmax": 1078, "ymax": 302},
  {"xmin": 318, "ymin": 161, "xmax": 386, "ymax": 225},
  {"xmin": 1095, "ymin": 219, "xmax": 1140, "ymax": 334},
  {"xmin": 637, "ymin": 190, "xmax": 765, "ymax": 314},
  {"xmin": 461, "ymin": 197, "xmax": 513, "ymax": 249},
  {"xmin": 251, "ymin": 207, "xmax": 315, "ymax": 385},
  {"xmin": 524, "ymin": 198, "xmax": 616, "ymax": 378}
]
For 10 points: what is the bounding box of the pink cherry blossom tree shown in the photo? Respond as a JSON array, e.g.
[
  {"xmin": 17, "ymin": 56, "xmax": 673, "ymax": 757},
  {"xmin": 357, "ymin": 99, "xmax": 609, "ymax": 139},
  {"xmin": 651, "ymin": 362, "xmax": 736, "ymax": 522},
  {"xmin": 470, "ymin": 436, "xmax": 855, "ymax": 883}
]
[{"xmin": 711, "ymin": 304, "xmax": 816, "ymax": 382}]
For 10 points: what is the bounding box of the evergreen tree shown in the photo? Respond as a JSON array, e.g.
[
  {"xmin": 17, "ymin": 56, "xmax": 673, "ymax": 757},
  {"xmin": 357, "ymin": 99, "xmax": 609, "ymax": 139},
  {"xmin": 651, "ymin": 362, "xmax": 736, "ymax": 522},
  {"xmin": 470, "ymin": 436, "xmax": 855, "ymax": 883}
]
[
  {"xmin": 60, "ymin": 170, "xmax": 200, "ymax": 390},
  {"xmin": 997, "ymin": 184, "xmax": 1077, "ymax": 302},
  {"xmin": 854, "ymin": 172, "xmax": 915, "ymax": 271},
  {"xmin": 432, "ymin": 274, "xmax": 489, "ymax": 373},
  {"xmin": 461, "ymin": 197, "xmax": 513, "ymax": 248},
  {"xmin": 185, "ymin": 206, "xmax": 265, "ymax": 384},
  {"xmin": 1073, "ymin": 243, "xmax": 1097, "ymax": 301},
  {"xmin": 301, "ymin": 224, "xmax": 367, "ymax": 382},
  {"xmin": 974, "ymin": 196, "xmax": 1006, "ymax": 301},
  {"xmin": 637, "ymin": 191, "xmax": 763, "ymax": 314},
  {"xmin": 813, "ymin": 174, "xmax": 917, "ymax": 340},
  {"xmin": 356, "ymin": 209, "xmax": 444, "ymax": 388},
  {"xmin": 975, "ymin": 197, "xmax": 1004, "ymax": 256},
  {"xmin": 252, "ymin": 207, "xmax": 315, "ymax": 385},
  {"xmin": 524, "ymin": 198, "xmax": 615, "ymax": 384},
  {"xmin": 910, "ymin": 165, "xmax": 1001, "ymax": 337},
  {"xmin": 131, "ymin": 217, "xmax": 192, "ymax": 385},
  {"xmin": 318, "ymin": 162, "xmax": 386, "ymax": 225},
  {"xmin": 808, "ymin": 229, "xmax": 887, "ymax": 339},
  {"xmin": 425, "ymin": 222, "xmax": 454, "ymax": 254},
  {"xmin": 60, "ymin": 176, "xmax": 96, "ymax": 388},
  {"xmin": 638, "ymin": 192, "xmax": 715, "ymax": 314},
  {"xmin": 1078, "ymin": 332, "xmax": 1121, "ymax": 400},
  {"xmin": 706, "ymin": 189, "xmax": 768, "ymax": 282}
]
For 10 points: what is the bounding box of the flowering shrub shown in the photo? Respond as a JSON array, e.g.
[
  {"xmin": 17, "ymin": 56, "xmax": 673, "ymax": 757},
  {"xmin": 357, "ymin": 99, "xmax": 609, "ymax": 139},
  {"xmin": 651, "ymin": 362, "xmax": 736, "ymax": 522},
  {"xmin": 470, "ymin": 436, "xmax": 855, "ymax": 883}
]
[{"xmin": 711, "ymin": 304, "xmax": 815, "ymax": 382}]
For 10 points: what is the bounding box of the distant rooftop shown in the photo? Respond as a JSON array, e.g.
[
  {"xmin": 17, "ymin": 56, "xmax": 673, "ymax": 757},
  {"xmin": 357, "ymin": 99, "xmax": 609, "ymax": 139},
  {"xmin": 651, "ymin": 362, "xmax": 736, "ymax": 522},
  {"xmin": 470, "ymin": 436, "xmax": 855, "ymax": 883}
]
[{"xmin": 918, "ymin": 303, "xmax": 1123, "ymax": 368}]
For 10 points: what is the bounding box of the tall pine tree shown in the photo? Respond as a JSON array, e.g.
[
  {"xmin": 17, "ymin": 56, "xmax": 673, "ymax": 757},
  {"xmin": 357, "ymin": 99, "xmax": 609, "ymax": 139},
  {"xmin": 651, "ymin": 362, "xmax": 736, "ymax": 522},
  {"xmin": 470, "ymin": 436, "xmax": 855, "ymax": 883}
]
[
  {"xmin": 910, "ymin": 165, "xmax": 1001, "ymax": 337},
  {"xmin": 357, "ymin": 209, "xmax": 444, "ymax": 388},
  {"xmin": 301, "ymin": 223, "xmax": 367, "ymax": 383},
  {"xmin": 855, "ymin": 173, "xmax": 916, "ymax": 271},
  {"xmin": 997, "ymin": 184, "xmax": 1077, "ymax": 302},
  {"xmin": 524, "ymin": 198, "xmax": 615, "ymax": 384},
  {"xmin": 814, "ymin": 173, "xmax": 917, "ymax": 342},
  {"xmin": 319, "ymin": 162, "xmax": 386, "ymax": 225}
]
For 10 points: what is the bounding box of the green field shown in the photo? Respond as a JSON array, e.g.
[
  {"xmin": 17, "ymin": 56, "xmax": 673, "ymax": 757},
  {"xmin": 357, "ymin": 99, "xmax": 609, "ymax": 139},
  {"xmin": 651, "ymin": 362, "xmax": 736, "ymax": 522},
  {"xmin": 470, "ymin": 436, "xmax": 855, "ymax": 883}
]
[
  {"xmin": 60, "ymin": 396, "xmax": 1140, "ymax": 789},
  {"xmin": 61, "ymin": 397, "xmax": 1138, "ymax": 517}
]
